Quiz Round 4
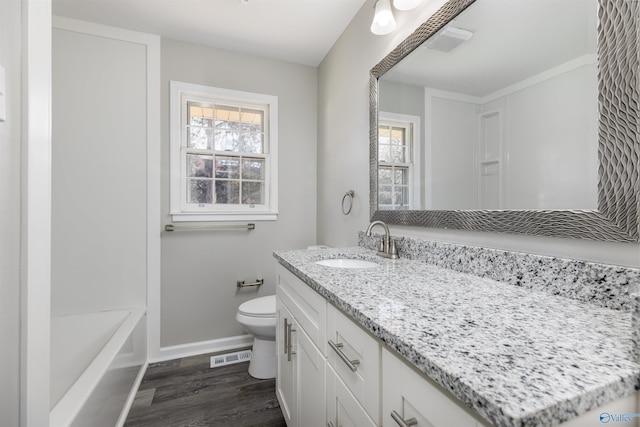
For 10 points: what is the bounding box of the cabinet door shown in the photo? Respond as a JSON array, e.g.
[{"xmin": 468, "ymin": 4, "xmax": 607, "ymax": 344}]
[
  {"xmin": 276, "ymin": 299, "xmax": 296, "ymax": 426},
  {"xmin": 382, "ymin": 348, "xmax": 477, "ymax": 427},
  {"xmin": 297, "ymin": 320, "xmax": 327, "ymax": 427},
  {"xmin": 327, "ymin": 365, "xmax": 377, "ymax": 427}
]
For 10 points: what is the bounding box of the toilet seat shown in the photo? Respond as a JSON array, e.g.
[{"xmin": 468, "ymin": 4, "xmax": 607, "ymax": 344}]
[{"xmin": 238, "ymin": 295, "xmax": 276, "ymax": 318}]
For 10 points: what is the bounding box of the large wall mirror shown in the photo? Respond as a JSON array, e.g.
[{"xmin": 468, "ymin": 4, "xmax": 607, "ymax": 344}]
[{"xmin": 369, "ymin": 0, "xmax": 639, "ymax": 242}]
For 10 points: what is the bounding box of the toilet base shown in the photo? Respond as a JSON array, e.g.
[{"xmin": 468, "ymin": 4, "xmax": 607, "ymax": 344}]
[{"xmin": 248, "ymin": 338, "xmax": 276, "ymax": 379}]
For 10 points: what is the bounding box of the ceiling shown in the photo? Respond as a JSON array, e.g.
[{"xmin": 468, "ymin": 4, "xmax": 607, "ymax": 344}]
[
  {"xmin": 382, "ymin": 0, "xmax": 597, "ymax": 97},
  {"xmin": 52, "ymin": 0, "xmax": 368, "ymax": 66}
]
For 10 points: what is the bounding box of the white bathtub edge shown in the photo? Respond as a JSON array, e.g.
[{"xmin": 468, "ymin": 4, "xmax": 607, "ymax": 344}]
[
  {"xmin": 115, "ymin": 359, "xmax": 149, "ymax": 427},
  {"xmin": 50, "ymin": 307, "xmax": 146, "ymax": 427}
]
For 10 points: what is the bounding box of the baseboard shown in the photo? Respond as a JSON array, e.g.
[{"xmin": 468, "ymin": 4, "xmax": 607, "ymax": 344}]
[{"xmin": 150, "ymin": 334, "xmax": 254, "ymax": 363}]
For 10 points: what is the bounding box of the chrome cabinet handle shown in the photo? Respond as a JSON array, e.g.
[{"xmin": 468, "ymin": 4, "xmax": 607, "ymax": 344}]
[
  {"xmin": 328, "ymin": 339, "xmax": 360, "ymax": 372},
  {"xmin": 283, "ymin": 318, "xmax": 289, "ymax": 355},
  {"xmin": 287, "ymin": 323, "xmax": 296, "ymax": 362},
  {"xmin": 391, "ymin": 410, "xmax": 417, "ymax": 427}
]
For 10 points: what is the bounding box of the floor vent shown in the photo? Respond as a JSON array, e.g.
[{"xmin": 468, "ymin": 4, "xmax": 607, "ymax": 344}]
[{"xmin": 210, "ymin": 349, "xmax": 252, "ymax": 368}]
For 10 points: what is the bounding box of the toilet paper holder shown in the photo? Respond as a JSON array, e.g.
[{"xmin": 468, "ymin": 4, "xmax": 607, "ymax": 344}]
[{"xmin": 237, "ymin": 278, "xmax": 264, "ymax": 288}]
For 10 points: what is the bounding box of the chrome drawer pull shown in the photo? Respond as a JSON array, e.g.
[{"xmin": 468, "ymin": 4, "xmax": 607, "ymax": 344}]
[
  {"xmin": 391, "ymin": 410, "xmax": 417, "ymax": 427},
  {"xmin": 328, "ymin": 339, "xmax": 360, "ymax": 372},
  {"xmin": 283, "ymin": 318, "xmax": 289, "ymax": 355},
  {"xmin": 287, "ymin": 323, "xmax": 296, "ymax": 362}
]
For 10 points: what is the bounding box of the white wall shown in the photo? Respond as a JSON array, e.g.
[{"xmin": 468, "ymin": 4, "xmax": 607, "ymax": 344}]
[
  {"xmin": 0, "ymin": 0, "xmax": 23, "ymax": 424},
  {"xmin": 160, "ymin": 39, "xmax": 317, "ymax": 350},
  {"xmin": 317, "ymin": 0, "xmax": 640, "ymax": 267}
]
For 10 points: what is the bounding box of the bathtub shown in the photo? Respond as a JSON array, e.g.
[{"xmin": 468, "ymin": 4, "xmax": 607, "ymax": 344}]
[{"xmin": 50, "ymin": 308, "xmax": 147, "ymax": 427}]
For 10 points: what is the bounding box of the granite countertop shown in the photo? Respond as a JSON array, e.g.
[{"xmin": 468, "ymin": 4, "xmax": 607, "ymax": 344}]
[{"xmin": 273, "ymin": 247, "xmax": 640, "ymax": 427}]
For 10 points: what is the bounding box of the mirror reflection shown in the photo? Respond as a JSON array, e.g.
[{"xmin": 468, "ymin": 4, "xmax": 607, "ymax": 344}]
[{"xmin": 378, "ymin": 0, "xmax": 598, "ymax": 211}]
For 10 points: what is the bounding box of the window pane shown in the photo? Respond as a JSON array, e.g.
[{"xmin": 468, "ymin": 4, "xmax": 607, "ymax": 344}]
[
  {"xmin": 187, "ymin": 154, "xmax": 213, "ymax": 177},
  {"xmin": 378, "ymin": 144, "xmax": 391, "ymax": 162},
  {"xmin": 394, "ymin": 186, "xmax": 410, "ymax": 207},
  {"xmin": 240, "ymin": 132, "xmax": 264, "ymax": 153},
  {"xmin": 188, "ymin": 102, "xmax": 213, "ymax": 127},
  {"xmin": 214, "ymin": 129, "xmax": 240, "ymax": 151},
  {"xmin": 378, "ymin": 167, "xmax": 392, "ymax": 185},
  {"xmin": 391, "ymin": 127, "xmax": 405, "ymax": 145},
  {"xmin": 242, "ymin": 158, "xmax": 265, "ymax": 180},
  {"xmin": 215, "ymin": 157, "xmax": 240, "ymax": 179},
  {"xmin": 214, "ymin": 105, "xmax": 241, "ymax": 129},
  {"xmin": 391, "ymin": 145, "xmax": 406, "ymax": 163},
  {"xmin": 187, "ymin": 179, "xmax": 212, "ymax": 204},
  {"xmin": 188, "ymin": 127, "xmax": 213, "ymax": 150},
  {"xmin": 242, "ymin": 182, "xmax": 264, "ymax": 205},
  {"xmin": 378, "ymin": 185, "xmax": 392, "ymax": 205},
  {"xmin": 394, "ymin": 168, "xmax": 408, "ymax": 185},
  {"xmin": 240, "ymin": 108, "xmax": 263, "ymax": 131},
  {"xmin": 215, "ymin": 180, "xmax": 239, "ymax": 204}
]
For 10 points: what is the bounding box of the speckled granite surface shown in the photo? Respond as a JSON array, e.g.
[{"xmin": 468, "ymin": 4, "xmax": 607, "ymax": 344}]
[
  {"xmin": 359, "ymin": 232, "xmax": 640, "ymax": 311},
  {"xmin": 274, "ymin": 247, "xmax": 640, "ymax": 427}
]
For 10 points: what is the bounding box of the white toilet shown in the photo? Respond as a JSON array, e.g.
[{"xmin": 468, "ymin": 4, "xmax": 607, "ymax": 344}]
[{"xmin": 236, "ymin": 295, "xmax": 277, "ymax": 379}]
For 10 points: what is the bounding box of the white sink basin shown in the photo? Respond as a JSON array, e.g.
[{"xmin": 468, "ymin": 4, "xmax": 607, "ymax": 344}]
[{"xmin": 315, "ymin": 258, "xmax": 379, "ymax": 269}]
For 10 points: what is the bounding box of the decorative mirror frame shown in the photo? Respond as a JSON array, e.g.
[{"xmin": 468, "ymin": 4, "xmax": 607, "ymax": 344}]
[{"xmin": 369, "ymin": 0, "xmax": 639, "ymax": 242}]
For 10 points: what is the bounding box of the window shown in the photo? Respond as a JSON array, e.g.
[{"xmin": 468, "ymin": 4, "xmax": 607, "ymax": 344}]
[
  {"xmin": 170, "ymin": 81, "xmax": 278, "ymax": 221},
  {"xmin": 378, "ymin": 113, "xmax": 420, "ymax": 210}
]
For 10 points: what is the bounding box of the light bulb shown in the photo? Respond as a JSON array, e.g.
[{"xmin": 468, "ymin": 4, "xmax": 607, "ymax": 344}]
[{"xmin": 371, "ymin": 0, "xmax": 396, "ymax": 35}]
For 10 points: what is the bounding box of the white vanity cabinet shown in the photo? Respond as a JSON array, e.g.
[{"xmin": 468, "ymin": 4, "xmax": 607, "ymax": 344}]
[{"xmin": 276, "ymin": 265, "xmax": 327, "ymax": 427}]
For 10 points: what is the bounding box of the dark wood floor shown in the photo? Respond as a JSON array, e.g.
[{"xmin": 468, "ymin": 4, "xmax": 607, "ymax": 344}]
[{"xmin": 124, "ymin": 351, "xmax": 287, "ymax": 427}]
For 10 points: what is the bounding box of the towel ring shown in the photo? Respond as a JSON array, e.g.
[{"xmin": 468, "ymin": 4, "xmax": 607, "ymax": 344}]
[{"xmin": 342, "ymin": 190, "xmax": 355, "ymax": 215}]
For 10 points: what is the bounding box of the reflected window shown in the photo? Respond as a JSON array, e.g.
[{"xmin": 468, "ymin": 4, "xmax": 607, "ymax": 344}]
[{"xmin": 378, "ymin": 116, "xmax": 418, "ymax": 210}]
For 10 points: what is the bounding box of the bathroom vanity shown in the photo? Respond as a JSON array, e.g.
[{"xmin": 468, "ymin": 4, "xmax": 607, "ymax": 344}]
[{"xmin": 274, "ymin": 246, "xmax": 640, "ymax": 427}]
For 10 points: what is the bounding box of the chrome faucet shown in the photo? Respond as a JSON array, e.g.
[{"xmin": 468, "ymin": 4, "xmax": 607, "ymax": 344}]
[{"xmin": 365, "ymin": 220, "xmax": 399, "ymax": 259}]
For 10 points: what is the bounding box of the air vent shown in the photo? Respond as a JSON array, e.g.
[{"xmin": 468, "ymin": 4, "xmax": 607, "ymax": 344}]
[{"xmin": 210, "ymin": 349, "xmax": 252, "ymax": 368}]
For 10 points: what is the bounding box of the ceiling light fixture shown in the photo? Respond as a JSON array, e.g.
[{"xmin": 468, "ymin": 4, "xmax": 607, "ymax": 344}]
[
  {"xmin": 392, "ymin": 0, "xmax": 424, "ymax": 11},
  {"xmin": 371, "ymin": 0, "xmax": 396, "ymax": 35}
]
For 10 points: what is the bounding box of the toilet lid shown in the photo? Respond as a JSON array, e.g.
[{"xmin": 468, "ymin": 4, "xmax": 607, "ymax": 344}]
[{"xmin": 238, "ymin": 295, "xmax": 276, "ymax": 317}]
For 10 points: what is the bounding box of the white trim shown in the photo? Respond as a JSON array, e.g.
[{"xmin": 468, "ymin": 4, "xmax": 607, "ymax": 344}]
[
  {"xmin": 21, "ymin": 0, "xmax": 52, "ymax": 425},
  {"xmin": 151, "ymin": 334, "xmax": 254, "ymax": 363}
]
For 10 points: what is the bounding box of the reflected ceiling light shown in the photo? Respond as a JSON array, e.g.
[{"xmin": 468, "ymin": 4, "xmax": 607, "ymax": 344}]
[
  {"xmin": 393, "ymin": 0, "xmax": 424, "ymax": 11},
  {"xmin": 371, "ymin": 0, "xmax": 396, "ymax": 35}
]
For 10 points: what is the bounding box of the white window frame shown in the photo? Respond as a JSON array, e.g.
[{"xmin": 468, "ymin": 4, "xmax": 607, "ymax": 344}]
[
  {"xmin": 170, "ymin": 81, "xmax": 278, "ymax": 222},
  {"xmin": 378, "ymin": 112, "xmax": 421, "ymax": 210}
]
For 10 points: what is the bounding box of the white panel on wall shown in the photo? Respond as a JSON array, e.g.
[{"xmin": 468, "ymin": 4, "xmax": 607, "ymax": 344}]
[
  {"xmin": 52, "ymin": 27, "xmax": 148, "ymax": 315},
  {"xmin": 478, "ymin": 110, "xmax": 502, "ymax": 209},
  {"xmin": 429, "ymin": 96, "xmax": 476, "ymax": 209}
]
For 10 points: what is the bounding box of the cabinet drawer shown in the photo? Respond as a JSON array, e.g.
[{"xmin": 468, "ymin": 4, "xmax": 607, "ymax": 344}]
[
  {"xmin": 327, "ymin": 365, "xmax": 377, "ymax": 427},
  {"xmin": 382, "ymin": 348, "xmax": 479, "ymax": 427},
  {"xmin": 276, "ymin": 264, "xmax": 327, "ymax": 355},
  {"xmin": 327, "ymin": 304, "xmax": 380, "ymax": 423}
]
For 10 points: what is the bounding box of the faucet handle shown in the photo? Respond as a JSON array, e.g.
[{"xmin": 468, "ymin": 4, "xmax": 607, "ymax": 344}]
[
  {"xmin": 388, "ymin": 238, "xmax": 399, "ymax": 259},
  {"xmin": 377, "ymin": 236, "xmax": 385, "ymax": 253}
]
